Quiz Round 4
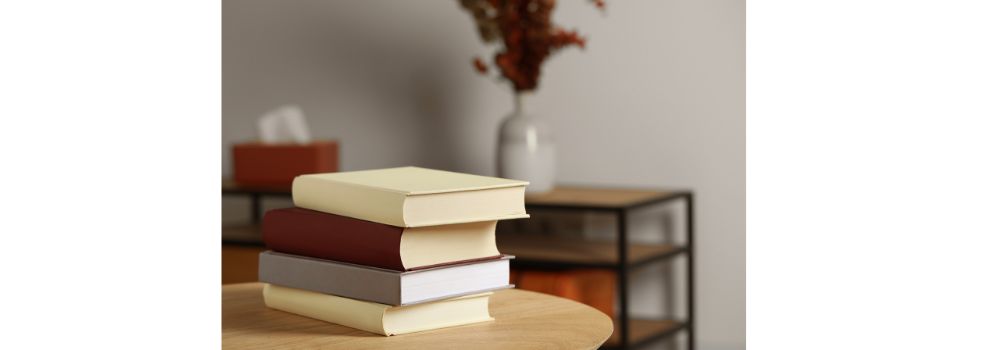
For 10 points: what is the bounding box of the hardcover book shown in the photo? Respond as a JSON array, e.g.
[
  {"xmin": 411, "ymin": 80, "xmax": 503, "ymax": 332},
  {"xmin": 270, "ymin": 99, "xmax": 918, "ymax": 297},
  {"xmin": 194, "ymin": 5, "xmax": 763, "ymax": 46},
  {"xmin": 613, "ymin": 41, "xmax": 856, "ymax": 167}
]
[
  {"xmin": 291, "ymin": 166, "xmax": 529, "ymax": 227},
  {"xmin": 263, "ymin": 284, "xmax": 493, "ymax": 336},
  {"xmin": 262, "ymin": 207, "xmax": 501, "ymax": 271},
  {"xmin": 259, "ymin": 251, "xmax": 512, "ymax": 305}
]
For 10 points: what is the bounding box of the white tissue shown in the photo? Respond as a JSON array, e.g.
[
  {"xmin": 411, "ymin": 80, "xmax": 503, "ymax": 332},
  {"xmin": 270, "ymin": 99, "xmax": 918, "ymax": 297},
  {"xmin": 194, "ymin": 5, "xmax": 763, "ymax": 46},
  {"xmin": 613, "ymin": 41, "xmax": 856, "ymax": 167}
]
[{"xmin": 257, "ymin": 105, "xmax": 312, "ymax": 144}]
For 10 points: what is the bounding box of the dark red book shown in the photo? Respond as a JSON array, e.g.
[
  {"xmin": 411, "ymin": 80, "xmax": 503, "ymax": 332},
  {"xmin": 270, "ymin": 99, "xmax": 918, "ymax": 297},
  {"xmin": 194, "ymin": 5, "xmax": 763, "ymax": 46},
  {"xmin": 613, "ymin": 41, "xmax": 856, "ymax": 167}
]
[{"xmin": 262, "ymin": 207, "xmax": 501, "ymax": 271}]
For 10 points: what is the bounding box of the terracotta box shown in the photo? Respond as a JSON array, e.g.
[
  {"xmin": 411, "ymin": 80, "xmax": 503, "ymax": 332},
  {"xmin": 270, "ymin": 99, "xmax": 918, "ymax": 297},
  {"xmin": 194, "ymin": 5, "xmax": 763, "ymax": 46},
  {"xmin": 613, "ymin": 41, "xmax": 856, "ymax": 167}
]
[{"xmin": 232, "ymin": 141, "xmax": 339, "ymax": 187}]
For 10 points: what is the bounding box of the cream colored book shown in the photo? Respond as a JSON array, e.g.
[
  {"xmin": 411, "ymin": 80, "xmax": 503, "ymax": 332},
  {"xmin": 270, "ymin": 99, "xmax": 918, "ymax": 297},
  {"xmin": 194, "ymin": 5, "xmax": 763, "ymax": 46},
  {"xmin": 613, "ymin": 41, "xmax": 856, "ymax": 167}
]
[
  {"xmin": 292, "ymin": 166, "xmax": 529, "ymax": 227},
  {"xmin": 262, "ymin": 284, "xmax": 493, "ymax": 336}
]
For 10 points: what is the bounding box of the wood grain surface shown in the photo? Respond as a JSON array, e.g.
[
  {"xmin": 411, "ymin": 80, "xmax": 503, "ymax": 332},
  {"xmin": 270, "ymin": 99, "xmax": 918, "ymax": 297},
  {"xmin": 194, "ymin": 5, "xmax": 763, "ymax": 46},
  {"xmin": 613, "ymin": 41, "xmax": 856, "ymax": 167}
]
[
  {"xmin": 525, "ymin": 186, "xmax": 677, "ymax": 208},
  {"xmin": 223, "ymin": 283, "xmax": 613, "ymax": 350}
]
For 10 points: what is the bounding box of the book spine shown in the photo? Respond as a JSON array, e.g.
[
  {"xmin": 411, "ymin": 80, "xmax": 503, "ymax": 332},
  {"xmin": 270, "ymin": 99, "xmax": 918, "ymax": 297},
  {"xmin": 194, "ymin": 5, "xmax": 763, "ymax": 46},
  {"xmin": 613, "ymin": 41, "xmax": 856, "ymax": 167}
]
[
  {"xmin": 259, "ymin": 251, "xmax": 403, "ymax": 305},
  {"xmin": 292, "ymin": 175, "xmax": 407, "ymax": 226},
  {"xmin": 262, "ymin": 284, "xmax": 390, "ymax": 336},
  {"xmin": 262, "ymin": 208, "xmax": 407, "ymax": 271}
]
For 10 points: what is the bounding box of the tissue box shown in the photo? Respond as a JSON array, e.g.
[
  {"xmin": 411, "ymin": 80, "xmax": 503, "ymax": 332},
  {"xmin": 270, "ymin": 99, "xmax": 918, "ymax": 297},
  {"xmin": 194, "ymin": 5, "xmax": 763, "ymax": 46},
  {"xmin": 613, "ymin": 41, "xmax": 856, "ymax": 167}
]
[{"xmin": 232, "ymin": 141, "xmax": 339, "ymax": 187}]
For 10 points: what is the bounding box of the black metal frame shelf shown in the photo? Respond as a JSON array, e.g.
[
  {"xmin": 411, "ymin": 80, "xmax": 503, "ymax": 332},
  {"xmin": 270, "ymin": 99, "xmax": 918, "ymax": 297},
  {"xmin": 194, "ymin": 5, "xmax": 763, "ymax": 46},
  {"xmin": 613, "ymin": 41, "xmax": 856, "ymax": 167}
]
[
  {"xmin": 502, "ymin": 245, "xmax": 689, "ymax": 270},
  {"xmin": 616, "ymin": 319, "xmax": 691, "ymax": 350},
  {"xmin": 221, "ymin": 180, "xmax": 695, "ymax": 350},
  {"xmin": 518, "ymin": 189, "xmax": 694, "ymax": 350},
  {"xmin": 222, "ymin": 179, "xmax": 290, "ymax": 223}
]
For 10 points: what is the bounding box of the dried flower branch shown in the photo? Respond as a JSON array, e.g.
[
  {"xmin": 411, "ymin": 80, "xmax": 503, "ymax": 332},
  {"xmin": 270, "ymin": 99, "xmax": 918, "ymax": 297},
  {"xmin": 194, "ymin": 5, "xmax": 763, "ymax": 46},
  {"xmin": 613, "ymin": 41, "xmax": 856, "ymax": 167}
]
[
  {"xmin": 460, "ymin": 0, "xmax": 501, "ymax": 43},
  {"xmin": 473, "ymin": 57, "xmax": 490, "ymax": 74},
  {"xmin": 459, "ymin": 0, "xmax": 604, "ymax": 92}
]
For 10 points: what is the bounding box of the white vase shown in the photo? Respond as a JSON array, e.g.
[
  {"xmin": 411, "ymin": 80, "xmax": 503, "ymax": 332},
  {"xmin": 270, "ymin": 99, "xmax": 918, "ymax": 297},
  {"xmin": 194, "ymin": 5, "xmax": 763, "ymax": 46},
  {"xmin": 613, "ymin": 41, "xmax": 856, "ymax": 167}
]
[{"xmin": 497, "ymin": 93, "xmax": 556, "ymax": 193}]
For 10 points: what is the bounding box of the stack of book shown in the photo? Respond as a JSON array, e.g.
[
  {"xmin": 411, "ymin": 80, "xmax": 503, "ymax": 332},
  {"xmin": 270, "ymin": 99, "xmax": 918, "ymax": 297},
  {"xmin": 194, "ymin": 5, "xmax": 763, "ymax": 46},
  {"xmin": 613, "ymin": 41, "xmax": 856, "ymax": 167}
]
[{"xmin": 258, "ymin": 166, "xmax": 529, "ymax": 336}]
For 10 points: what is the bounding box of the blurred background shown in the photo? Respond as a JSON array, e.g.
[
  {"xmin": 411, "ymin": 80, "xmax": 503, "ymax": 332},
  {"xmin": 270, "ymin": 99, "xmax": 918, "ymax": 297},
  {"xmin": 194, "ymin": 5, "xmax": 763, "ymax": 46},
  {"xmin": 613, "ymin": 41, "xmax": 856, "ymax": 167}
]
[{"xmin": 221, "ymin": 1, "xmax": 744, "ymax": 349}]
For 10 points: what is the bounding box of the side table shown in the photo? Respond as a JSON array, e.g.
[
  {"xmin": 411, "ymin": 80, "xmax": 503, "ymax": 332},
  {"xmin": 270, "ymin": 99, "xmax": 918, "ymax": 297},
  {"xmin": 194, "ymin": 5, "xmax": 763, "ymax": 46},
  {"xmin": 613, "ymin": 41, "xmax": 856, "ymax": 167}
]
[{"xmin": 223, "ymin": 282, "xmax": 613, "ymax": 350}]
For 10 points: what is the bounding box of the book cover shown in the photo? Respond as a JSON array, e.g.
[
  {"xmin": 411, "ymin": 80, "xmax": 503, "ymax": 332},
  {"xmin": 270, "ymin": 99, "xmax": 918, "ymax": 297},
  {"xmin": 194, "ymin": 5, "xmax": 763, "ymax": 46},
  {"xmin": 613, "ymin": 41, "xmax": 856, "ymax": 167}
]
[
  {"xmin": 259, "ymin": 251, "xmax": 513, "ymax": 305},
  {"xmin": 262, "ymin": 207, "xmax": 502, "ymax": 271},
  {"xmin": 263, "ymin": 284, "xmax": 494, "ymax": 336},
  {"xmin": 291, "ymin": 167, "xmax": 529, "ymax": 227}
]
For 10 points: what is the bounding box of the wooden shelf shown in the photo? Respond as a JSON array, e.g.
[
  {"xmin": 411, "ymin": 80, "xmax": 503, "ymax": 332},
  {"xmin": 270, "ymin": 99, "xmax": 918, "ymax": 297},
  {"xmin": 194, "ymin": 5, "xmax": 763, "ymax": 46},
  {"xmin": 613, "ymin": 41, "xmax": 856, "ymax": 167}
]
[
  {"xmin": 222, "ymin": 178, "xmax": 291, "ymax": 195},
  {"xmin": 498, "ymin": 233, "xmax": 686, "ymax": 269},
  {"xmin": 222, "ymin": 245, "xmax": 265, "ymax": 284},
  {"xmin": 604, "ymin": 319, "xmax": 687, "ymax": 348},
  {"xmin": 221, "ymin": 225, "xmax": 264, "ymax": 284},
  {"xmin": 526, "ymin": 186, "xmax": 687, "ymax": 210},
  {"xmin": 221, "ymin": 224, "xmax": 263, "ymax": 244}
]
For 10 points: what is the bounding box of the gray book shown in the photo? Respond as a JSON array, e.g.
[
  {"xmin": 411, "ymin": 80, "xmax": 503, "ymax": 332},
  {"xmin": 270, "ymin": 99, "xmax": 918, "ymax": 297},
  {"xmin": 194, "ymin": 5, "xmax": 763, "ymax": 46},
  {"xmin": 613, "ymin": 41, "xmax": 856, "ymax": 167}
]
[{"xmin": 258, "ymin": 251, "xmax": 513, "ymax": 306}]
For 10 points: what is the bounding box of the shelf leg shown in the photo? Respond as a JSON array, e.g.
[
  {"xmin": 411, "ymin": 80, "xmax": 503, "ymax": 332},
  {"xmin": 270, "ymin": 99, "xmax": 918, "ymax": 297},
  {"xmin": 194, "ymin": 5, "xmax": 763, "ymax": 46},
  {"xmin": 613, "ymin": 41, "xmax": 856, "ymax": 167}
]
[
  {"xmin": 251, "ymin": 193, "xmax": 261, "ymax": 223},
  {"xmin": 686, "ymin": 193, "xmax": 695, "ymax": 350},
  {"xmin": 617, "ymin": 208, "xmax": 629, "ymax": 349}
]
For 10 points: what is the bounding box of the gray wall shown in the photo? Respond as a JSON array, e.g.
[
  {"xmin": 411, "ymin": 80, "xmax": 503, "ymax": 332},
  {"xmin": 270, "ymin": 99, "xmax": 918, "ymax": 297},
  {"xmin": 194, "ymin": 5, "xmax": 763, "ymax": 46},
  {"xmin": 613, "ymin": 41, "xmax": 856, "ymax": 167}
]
[{"xmin": 223, "ymin": 1, "xmax": 744, "ymax": 349}]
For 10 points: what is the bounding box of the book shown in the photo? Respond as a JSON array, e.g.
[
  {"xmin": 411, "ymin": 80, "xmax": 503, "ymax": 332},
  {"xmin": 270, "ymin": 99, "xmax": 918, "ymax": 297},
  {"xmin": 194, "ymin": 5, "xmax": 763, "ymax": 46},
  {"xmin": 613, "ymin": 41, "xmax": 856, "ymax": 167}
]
[
  {"xmin": 262, "ymin": 283, "xmax": 493, "ymax": 336},
  {"xmin": 262, "ymin": 207, "xmax": 502, "ymax": 271},
  {"xmin": 292, "ymin": 166, "xmax": 529, "ymax": 227},
  {"xmin": 259, "ymin": 251, "xmax": 513, "ymax": 305}
]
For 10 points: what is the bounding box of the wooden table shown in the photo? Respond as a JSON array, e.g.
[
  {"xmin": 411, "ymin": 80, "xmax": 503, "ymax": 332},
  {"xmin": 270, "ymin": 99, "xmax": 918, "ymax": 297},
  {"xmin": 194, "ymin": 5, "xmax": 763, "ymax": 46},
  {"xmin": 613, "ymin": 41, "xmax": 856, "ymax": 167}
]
[{"xmin": 223, "ymin": 283, "xmax": 613, "ymax": 350}]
